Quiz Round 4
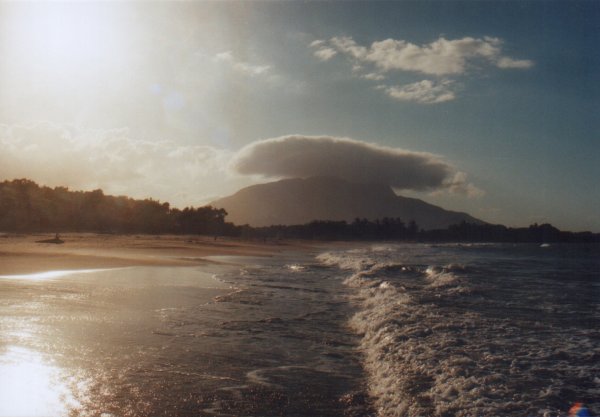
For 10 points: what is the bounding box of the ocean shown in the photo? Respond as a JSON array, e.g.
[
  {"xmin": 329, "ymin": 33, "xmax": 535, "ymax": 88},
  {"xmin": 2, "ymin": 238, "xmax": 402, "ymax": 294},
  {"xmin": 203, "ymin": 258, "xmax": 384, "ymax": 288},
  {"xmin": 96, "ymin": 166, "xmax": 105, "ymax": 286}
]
[
  {"xmin": 317, "ymin": 243, "xmax": 600, "ymax": 417},
  {"xmin": 0, "ymin": 242, "xmax": 598, "ymax": 416}
]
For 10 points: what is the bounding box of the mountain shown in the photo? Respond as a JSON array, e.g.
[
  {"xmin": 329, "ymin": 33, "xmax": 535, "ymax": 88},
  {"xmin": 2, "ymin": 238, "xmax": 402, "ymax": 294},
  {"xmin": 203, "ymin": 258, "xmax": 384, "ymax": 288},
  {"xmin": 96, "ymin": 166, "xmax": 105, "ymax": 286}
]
[{"xmin": 211, "ymin": 177, "xmax": 484, "ymax": 230}]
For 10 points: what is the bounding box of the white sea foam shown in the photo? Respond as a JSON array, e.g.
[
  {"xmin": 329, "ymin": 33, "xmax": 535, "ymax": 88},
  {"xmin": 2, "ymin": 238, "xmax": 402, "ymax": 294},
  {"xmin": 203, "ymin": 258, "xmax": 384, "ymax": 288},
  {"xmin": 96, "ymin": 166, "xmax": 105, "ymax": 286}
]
[
  {"xmin": 316, "ymin": 251, "xmax": 376, "ymax": 272},
  {"xmin": 320, "ymin": 246, "xmax": 600, "ymax": 417},
  {"xmin": 285, "ymin": 264, "xmax": 306, "ymax": 272}
]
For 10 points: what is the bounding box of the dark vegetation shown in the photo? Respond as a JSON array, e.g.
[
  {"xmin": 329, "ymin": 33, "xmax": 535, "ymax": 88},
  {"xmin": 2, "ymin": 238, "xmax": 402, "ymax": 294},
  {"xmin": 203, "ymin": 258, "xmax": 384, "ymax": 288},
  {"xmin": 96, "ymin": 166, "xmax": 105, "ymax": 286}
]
[
  {"xmin": 1, "ymin": 179, "xmax": 598, "ymax": 243},
  {"xmin": 0, "ymin": 179, "xmax": 234, "ymax": 235},
  {"xmin": 257, "ymin": 219, "xmax": 599, "ymax": 243}
]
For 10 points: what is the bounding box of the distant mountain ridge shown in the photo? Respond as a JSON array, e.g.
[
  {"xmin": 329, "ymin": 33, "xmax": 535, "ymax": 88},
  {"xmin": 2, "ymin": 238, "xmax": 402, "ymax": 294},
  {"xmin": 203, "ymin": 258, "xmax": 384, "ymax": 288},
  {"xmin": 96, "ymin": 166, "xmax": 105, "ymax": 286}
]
[{"xmin": 211, "ymin": 176, "xmax": 484, "ymax": 230}]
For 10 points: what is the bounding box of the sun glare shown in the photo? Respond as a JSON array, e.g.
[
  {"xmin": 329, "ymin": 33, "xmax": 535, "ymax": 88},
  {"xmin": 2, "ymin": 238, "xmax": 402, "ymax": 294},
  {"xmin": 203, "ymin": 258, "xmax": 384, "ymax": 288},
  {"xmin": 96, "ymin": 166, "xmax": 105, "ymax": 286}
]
[
  {"xmin": 2, "ymin": 3, "xmax": 132, "ymax": 83},
  {"xmin": 0, "ymin": 346, "xmax": 80, "ymax": 417},
  {"xmin": 0, "ymin": 269, "xmax": 116, "ymax": 281}
]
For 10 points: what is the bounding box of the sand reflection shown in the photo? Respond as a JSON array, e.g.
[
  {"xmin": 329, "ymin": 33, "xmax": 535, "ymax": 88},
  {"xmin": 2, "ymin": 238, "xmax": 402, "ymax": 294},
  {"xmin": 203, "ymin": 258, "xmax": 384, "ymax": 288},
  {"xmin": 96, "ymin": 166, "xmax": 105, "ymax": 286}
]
[{"xmin": 0, "ymin": 346, "xmax": 81, "ymax": 417}]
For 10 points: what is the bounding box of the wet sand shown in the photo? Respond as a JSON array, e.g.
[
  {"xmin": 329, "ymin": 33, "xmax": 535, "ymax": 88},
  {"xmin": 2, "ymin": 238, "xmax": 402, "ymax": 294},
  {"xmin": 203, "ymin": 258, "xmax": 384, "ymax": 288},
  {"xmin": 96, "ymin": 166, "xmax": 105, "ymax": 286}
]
[
  {"xmin": 0, "ymin": 233, "xmax": 310, "ymax": 275},
  {"xmin": 0, "ymin": 236, "xmax": 370, "ymax": 417}
]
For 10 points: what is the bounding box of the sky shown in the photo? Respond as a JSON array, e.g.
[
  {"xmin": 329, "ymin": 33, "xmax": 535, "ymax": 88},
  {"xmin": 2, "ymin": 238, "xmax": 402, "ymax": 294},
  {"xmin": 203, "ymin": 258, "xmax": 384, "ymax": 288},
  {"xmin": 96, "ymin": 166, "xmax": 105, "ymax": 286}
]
[{"xmin": 0, "ymin": 1, "xmax": 598, "ymax": 231}]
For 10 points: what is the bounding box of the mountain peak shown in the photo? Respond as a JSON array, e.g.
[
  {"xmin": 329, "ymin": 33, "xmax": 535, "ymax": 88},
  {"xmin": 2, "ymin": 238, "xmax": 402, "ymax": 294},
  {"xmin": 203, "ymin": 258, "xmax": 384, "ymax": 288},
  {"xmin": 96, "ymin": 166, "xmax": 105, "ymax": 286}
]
[{"xmin": 212, "ymin": 176, "xmax": 483, "ymax": 229}]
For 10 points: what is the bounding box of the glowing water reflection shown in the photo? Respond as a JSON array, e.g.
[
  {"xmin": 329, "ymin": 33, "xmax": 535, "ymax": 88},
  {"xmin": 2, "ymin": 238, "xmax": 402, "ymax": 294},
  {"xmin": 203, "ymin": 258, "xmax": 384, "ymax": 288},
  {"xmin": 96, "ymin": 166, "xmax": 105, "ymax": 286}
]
[
  {"xmin": 0, "ymin": 346, "xmax": 80, "ymax": 417},
  {"xmin": 0, "ymin": 268, "xmax": 115, "ymax": 281}
]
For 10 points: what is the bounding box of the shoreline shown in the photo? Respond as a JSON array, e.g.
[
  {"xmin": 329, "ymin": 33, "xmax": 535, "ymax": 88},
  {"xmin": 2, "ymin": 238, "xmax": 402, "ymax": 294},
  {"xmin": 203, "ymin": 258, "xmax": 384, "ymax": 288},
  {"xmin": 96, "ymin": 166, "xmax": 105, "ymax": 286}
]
[
  {"xmin": 3, "ymin": 233, "xmax": 588, "ymax": 277},
  {"xmin": 0, "ymin": 233, "xmax": 324, "ymax": 276},
  {"xmin": 0, "ymin": 233, "xmax": 372, "ymax": 417}
]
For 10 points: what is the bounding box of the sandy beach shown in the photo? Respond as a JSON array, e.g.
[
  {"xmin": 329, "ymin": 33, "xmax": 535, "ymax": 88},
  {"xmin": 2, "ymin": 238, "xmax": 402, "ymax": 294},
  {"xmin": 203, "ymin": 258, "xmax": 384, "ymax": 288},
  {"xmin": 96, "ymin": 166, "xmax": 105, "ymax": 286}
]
[
  {"xmin": 0, "ymin": 233, "xmax": 369, "ymax": 417},
  {"xmin": 0, "ymin": 233, "xmax": 310, "ymax": 276}
]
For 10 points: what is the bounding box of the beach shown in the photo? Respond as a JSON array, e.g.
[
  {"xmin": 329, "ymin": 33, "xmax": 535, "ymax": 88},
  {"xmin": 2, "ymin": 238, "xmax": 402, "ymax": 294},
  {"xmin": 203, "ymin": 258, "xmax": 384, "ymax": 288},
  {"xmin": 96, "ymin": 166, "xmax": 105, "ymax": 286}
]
[
  {"xmin": 0, "ymin": 237, "xmax": 597, "ymax": 417},
  {"xmin": 0, "ymin": 233, "xmax": 306, "ymax": 276},
  {"xmin": 0, "ymin": 234, "xmax": 369, "ymax": 417}
]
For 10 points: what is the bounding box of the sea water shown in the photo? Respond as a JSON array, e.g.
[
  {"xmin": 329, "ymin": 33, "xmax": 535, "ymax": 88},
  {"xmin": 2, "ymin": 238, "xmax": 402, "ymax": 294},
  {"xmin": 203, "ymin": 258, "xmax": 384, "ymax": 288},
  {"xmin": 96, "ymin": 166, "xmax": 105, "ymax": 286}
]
[
  {"xmin": 318, "ymin": 243, "xmax": 600, "ymax": 417},
  {"xmin": 0, "ymin": 243, "xmax": 598, "ymax": 416}
]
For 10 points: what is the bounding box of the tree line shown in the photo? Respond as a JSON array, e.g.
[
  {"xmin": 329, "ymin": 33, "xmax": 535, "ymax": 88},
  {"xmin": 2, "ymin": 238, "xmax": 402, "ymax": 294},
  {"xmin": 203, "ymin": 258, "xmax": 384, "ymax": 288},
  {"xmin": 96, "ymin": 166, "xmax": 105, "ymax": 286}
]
[
  {"xmin": 0, "ymin": 179, "xmax": 235, "ymax": 235},
  {"xmin": 1, "ymin": 179, "xmax": 598, "ymax": 243},
  {"xmin": 253, "ymin": 219, "xmax": 599, "ymax": 243}
]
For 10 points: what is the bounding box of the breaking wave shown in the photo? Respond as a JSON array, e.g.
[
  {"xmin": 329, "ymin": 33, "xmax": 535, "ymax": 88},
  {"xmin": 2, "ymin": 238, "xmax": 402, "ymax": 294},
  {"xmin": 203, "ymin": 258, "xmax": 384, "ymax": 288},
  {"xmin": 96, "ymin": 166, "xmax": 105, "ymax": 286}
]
[{"xmin": 318, "ymin": 244, "xmax": 600, "ymax": 417}]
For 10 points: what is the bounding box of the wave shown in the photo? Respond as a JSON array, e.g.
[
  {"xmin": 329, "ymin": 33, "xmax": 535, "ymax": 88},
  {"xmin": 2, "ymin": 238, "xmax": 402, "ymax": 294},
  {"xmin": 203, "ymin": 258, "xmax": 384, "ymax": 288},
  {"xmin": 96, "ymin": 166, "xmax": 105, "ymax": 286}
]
[{"xmin": 319, "ymin": 246, "xmax": 600, "ymax": 417}]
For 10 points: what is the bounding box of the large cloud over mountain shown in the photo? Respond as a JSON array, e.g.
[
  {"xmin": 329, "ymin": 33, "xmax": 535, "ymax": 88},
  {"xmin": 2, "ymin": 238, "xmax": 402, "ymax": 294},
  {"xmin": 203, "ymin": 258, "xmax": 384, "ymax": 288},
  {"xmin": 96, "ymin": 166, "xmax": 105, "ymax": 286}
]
[{"xmin": 232, "ymin": 135, "xmax": 481, "ymax": 195}]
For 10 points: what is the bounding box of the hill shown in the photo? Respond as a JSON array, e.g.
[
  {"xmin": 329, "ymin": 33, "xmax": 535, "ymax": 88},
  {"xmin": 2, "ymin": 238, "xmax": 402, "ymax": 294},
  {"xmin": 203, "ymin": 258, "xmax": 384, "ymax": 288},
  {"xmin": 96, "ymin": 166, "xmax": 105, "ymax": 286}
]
[
  {"xmin": 2, "ymin": 178, "xmax": 597, "ymax": 242},
  {"xmin": 211, "ymin": 176, "xmax": 484, "ymax": 230}
]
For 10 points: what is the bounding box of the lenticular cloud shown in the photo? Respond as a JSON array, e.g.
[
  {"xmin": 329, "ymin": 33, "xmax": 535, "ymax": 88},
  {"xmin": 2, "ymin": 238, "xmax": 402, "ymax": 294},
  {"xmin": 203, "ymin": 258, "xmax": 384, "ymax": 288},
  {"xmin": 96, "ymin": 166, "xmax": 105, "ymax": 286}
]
[{"xmin": 232, "ymin": 135, "xmax": 470, "ymax": 192}]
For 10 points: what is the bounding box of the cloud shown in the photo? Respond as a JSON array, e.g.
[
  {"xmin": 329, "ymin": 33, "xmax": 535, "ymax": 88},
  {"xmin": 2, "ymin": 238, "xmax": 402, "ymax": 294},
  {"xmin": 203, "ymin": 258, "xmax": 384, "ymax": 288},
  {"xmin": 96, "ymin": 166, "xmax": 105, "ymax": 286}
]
[
  {"xmin": 309, "ymin": 39, "xmax": 338, "ymax": 61},
  {"xmin": 0, "ymin": 123, "xmax": 236, "ymax": 207},
  {"xmin": 383, "ymin": 79, "xmax": 456, "ymax": 104},
  {"xmin": 321, "ymin": 35, "xmax": 533, "ymax": 76},
  {"xmin": 0, "ymin": 126, "xmax": 482, "ymax": 205},
  {"xmin": 214, "ymin": 51, "xmax": 271, "ymax": 77},
  {"xmin": 329, "ymin": 36, "xmax": 368, "ymax": 60},
  {"xmin": 496, "ymin": 57, "xmax": 534, "ymax": 69},
  {"xmin": 312, "ymin": 35, "xmax": 532, "ymax": 103},
  {"xmin": 232, "ymin": 135, "xmax": 481, "ymax": 194},
  {"xmin": 362, "ymin": 72, "xmax": 386, "ymax": 81},
  {"xmin": 210, "ymin": 50, "xmax": 307, "ymax": 94},
  {"xmin": 443, "ymin": 171, "xmax": 485, "ymax": 198},
  {"xmin": 313, "ymin": 47, "xmax": 338, "ymax": 61}
]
